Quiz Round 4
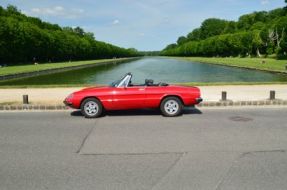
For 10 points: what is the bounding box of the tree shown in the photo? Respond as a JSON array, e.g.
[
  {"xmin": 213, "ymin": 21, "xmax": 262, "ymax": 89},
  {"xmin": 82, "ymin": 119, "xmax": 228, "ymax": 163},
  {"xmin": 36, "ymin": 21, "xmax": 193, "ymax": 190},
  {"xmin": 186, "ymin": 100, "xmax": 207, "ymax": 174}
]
[
  {"xmin": 250, "ymin": 22, "xmax": 265, "ymax": 30},
  {"xmin": 6, "ymin": 5, "xmax": 20, "ymax": 14},
  {"xmin": 85, "ymin": 32, "xmax": 95, "ymax": 40},
  {"xmin": 268, "ymin": 8, "xmax": 286, "ymax": 20},
  {"xmin": 238, "ymin": 11, "xmax": 267, "ymax": 30},
  {"xmin": 0, "ymin": 5, "xmax": 140, "ymax": 65},
  {"xmin": 252, "ymin": 31, "xmax": 264, "ymax": 57},
  {"xmin": 0, "ymin": 6, "xmax": 4, "ymax": 15},
  {"xmin": 73, "ymin": 26, "xmax": 85, "ymax": 36},
  {"xmin": 177, "ymin": 36, "xmax": 187, "ymax": 45},
  {"xmin": 161, "ymin": 6, "xmax": 287, "ymax": 58},
  {"xmin": 63, "ymin": 27, "xmax": 74, "ymax": 33},
  {"xmin": 268, "ymin": 28, "xmax": 285, "ymax": 48},
  {"xmin": 223, "ymin": 21, "xmax": 237, "ymax": 34},
  {"xmin": 200, "ymin": 18, "xmax": 228, "ymax": 39},
  {"xmin": 187, "ymin": 28, "xmax": 201, "ymax": 41},
  {"xmin": 164, "ymin": 44, "xmax": 177, "ymax": 50},
  {"xmin": 238, "ymin": 14, "xmax": 253, "ymax": 29}
]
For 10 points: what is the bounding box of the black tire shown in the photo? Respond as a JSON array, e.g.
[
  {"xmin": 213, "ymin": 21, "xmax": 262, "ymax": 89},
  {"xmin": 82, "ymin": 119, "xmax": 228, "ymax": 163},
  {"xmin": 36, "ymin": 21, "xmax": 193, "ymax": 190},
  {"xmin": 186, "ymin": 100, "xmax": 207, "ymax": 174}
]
[
  {"xmin": 80, "ymin": 98, "xmax": 103, "ymax": 118},
  {"xmin": 160, "ymin": 97, "xmax": 183, "ymax": 117}
]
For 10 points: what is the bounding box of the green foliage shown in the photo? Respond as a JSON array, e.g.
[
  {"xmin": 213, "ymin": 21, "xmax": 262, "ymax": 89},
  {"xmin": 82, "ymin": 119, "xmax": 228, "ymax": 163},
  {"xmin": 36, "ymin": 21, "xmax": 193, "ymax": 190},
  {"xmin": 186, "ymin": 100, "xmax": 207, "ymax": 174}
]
[
  {"xmin": 200, "ymin": 18, "xmax": 228, "ymax": 39},
  {"xmin": 6, "ymin": 5, "xmax": 20, "ymax": 15},
  {"xmin": 187, "ymin": 28, "xmax": 201, "ymax": 41},
  {"xmin": 161, "ymin": 6, "xmax": 287, "ymax": 58},
  {"xmin": 238, "ymin": 11, "xmax": 268, "ymax": 30},
  {"xmin": 0, "ymin": 5, "xmax": 140, "ymax": 65},
  {"xmin": 177, "ymin": 36, "xmax": 188, "ymax": 45},
  {"xmin": 163, "ymin": 43, "xmax": 177, "ymax": 51},
  {"xmin": 223, "ymin": 21, "xmax": 237, "ymax": 34}
]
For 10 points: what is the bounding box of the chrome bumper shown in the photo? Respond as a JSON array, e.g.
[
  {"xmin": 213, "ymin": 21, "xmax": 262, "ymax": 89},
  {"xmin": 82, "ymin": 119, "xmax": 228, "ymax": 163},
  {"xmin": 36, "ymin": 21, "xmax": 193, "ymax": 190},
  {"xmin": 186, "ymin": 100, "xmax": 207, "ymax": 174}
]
[
  {"xmin": 63, "ymin": 100, "xmax": 74, "ymax": 107},
  {"xmin": 196, "ymin": 97, "xmax": 203, "ymax": 104}
]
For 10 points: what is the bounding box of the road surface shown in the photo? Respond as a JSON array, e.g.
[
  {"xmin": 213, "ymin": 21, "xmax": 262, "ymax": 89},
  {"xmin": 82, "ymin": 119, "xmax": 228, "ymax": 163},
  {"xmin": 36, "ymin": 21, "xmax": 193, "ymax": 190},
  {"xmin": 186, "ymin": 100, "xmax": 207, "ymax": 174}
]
[{"xmin": 0, "ymin": 107, "xmax": 287, "ymax": 190}]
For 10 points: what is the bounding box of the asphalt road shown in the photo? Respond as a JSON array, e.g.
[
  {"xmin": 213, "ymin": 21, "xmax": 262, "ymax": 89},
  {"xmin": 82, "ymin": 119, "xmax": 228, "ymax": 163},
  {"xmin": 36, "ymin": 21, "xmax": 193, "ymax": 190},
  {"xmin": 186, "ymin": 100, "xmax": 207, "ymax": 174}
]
[{"xmin": 0, "ymin": 107, "xmax": 287, "ymax": 190}]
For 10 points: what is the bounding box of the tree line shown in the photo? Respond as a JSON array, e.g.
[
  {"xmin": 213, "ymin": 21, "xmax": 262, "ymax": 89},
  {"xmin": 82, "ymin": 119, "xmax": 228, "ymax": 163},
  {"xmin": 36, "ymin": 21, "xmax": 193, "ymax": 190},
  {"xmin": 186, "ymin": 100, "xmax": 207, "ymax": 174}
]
[
  {"xmin": 161, "ymin": 2, "xmax": 287, "ymax": 58},
  {"xmin": 0, "ymin": 5, "xmax": 140, "ymax": 65}
]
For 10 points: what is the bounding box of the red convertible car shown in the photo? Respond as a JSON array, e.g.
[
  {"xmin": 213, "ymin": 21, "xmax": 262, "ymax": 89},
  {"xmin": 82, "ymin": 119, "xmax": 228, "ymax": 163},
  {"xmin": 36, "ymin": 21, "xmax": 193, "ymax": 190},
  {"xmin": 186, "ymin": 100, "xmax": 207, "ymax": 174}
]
[{"xmin": 64, "ymin": 73, "xmax": 202, "ymax": 118}]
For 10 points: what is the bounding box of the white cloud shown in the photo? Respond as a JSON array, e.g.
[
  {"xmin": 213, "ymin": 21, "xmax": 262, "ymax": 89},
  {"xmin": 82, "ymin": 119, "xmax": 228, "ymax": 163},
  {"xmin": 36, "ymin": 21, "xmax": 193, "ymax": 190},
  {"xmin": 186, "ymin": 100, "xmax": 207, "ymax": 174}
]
[
  {"xmin": 29, "ymin": 6, "xmax": 84, "ymax": 19},
  {"xmin": 112, "ymin": 19, "xmax": 120, "ymax": 25},
  {"xmin": 261, "ymin": 0, "xmax": 269, "ymax": 5}
]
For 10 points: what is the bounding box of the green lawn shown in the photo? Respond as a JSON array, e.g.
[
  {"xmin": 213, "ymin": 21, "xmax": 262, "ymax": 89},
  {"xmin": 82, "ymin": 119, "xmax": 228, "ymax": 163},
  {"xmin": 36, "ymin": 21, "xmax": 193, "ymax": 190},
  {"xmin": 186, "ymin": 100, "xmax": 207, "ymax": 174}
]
[
  {"xmin": 176, "ymin": 57, "xmax": 287, "ymax": 73},
  {"xmin": 0, "ymin": 58, "xmax": 135, "ymax": 76}
]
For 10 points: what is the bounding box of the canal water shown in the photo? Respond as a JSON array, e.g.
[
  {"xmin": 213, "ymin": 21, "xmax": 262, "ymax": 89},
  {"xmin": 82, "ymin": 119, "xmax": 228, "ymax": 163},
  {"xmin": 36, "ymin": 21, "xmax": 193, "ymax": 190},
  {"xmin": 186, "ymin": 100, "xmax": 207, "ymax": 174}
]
[{"xmin": 1, "ymin": 57, "xmax": 287, "ymax": 85}]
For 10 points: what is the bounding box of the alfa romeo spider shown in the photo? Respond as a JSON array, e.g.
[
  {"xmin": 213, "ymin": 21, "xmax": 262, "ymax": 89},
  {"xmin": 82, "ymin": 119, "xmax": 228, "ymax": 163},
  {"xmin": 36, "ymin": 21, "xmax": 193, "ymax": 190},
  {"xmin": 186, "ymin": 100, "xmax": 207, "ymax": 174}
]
[{"xmin": 64, "ymin": 73, "xmax": 202, "ymax": 118}]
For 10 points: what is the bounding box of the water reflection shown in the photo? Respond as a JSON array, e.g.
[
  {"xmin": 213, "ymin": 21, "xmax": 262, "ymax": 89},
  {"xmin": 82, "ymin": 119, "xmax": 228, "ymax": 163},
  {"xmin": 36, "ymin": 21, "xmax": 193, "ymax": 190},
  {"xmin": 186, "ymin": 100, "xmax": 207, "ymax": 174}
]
[{"xmin": 1, "ymin": 57, "xmax": 287, "ymax": 86}]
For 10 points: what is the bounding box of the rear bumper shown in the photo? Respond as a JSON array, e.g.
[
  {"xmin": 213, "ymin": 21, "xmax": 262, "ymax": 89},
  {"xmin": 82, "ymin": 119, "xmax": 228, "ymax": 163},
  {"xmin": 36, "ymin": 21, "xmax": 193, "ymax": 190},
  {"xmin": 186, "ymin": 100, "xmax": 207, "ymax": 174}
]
[{"xmin": 196, "ymin": 97, "xmax": 203, "ymax": 104}]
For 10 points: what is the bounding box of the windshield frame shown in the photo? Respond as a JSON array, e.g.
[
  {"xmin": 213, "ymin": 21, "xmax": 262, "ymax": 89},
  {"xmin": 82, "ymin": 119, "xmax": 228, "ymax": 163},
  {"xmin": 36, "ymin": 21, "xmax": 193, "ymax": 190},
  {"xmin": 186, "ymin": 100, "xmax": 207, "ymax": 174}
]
[{"xmin": 109, "ymin": 73, "xmax": 132, "ymax": 88}]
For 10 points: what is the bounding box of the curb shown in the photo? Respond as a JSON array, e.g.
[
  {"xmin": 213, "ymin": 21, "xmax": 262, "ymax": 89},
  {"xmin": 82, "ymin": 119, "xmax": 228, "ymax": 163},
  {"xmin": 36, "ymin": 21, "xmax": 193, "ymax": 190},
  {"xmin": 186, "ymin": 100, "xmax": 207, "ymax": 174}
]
[
  {"xmin": 0, "ymin": 104, "xmax": 68, "ymax": 111},
  {"xmin": 0, "ymin": 100, "xmax": 287, "ymax": 111},
  {"xmin": 197, "ymin": 100, "xmax": 287, "ymax": 107}
]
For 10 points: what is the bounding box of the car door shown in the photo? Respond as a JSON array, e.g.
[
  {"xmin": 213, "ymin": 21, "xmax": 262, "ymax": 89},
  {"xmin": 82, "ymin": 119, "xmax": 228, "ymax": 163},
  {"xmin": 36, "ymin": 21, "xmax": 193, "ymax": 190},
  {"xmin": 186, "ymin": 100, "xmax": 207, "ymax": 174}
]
[
  {"xmin": 144, "ymin": 86, "xmax": 166, "ymax": 108},
  {"xmin": 111, "ymin": 86, "xmax": 146, "ymax": 110}
]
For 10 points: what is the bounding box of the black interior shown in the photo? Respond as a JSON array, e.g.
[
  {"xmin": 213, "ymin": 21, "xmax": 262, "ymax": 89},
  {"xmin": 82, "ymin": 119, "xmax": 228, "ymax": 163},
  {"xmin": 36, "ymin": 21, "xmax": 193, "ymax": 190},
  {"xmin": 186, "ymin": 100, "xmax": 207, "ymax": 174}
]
[{"xmin": 129, "ymin": 79, "xmax": 168, "ymax": 87}]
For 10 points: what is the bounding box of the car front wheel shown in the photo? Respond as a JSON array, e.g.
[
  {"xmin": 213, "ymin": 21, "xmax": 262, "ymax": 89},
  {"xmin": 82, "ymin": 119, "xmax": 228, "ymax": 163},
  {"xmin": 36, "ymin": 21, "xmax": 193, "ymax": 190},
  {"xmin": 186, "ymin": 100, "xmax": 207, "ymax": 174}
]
[
  {"xmin": 160, "ymin": 97, "xmax": 183, "ymax": 117},
  {"xmin": 81, "ymin": 98, "xmax": 103, "ymax": 118}
]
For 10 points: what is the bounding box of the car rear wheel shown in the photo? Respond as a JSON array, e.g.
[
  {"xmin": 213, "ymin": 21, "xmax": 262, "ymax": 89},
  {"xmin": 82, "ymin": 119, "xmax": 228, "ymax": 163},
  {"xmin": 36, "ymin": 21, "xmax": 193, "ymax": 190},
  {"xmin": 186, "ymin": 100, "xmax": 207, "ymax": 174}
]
[
  {"xmin": 81, "ymin": 98, "xmax": 103, "ymax": 118},
  {"xmin": 160, "ymin": 97, "xmax": 183, "ymax": 117}
]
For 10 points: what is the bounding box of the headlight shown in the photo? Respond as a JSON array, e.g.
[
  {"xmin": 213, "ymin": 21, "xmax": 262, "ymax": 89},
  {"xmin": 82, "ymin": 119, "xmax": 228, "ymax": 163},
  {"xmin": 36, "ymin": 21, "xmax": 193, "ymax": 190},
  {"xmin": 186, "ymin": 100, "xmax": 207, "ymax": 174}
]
[{"xmin": 66, "ymin": 93, "xmax": 74, "ymax": 100}]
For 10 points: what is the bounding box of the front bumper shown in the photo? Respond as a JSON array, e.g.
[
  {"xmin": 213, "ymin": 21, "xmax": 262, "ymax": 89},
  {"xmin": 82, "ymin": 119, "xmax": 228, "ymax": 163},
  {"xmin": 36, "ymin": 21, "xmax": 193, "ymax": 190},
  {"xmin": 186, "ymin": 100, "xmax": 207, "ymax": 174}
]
[
  {"xmin": 196, "ymin": 97, "xmax": 203, "ymax": 104},
  {"xmin": 63, "ymin": 100, "xmax": 74, "ymax": 108}
]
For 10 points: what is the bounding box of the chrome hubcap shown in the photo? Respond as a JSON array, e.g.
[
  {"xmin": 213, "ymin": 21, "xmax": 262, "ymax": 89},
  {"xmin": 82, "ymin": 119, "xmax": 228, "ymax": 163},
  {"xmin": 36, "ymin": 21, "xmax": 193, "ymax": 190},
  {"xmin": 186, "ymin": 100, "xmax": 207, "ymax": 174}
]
[
  {"xmin": 84, "ymin": 101, "xmax": 99, "ymax": 116},
  {"xmin": 164, "ymin": 100, "xmax": 179, "ymax": 115}
]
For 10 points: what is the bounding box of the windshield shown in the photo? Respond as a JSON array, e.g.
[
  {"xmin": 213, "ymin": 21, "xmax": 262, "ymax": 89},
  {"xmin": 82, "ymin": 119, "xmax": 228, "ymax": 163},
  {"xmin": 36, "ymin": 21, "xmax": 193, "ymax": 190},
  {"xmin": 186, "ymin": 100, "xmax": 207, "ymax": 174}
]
[
  {"xmin": 109, "ymin": 73, "xmax": 131, "ymax": 87},
  {"xmin": 109, "ymin": 79, "xmax": 122, "ymax": 87}
]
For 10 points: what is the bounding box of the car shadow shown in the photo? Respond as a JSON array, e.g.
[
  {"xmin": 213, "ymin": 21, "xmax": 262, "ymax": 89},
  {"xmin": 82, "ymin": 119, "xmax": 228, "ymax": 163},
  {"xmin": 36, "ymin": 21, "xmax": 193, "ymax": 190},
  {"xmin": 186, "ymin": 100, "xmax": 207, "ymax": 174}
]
[{"xmin": 70, "ymin": 107, "xmax": 202, "ymax": 117}]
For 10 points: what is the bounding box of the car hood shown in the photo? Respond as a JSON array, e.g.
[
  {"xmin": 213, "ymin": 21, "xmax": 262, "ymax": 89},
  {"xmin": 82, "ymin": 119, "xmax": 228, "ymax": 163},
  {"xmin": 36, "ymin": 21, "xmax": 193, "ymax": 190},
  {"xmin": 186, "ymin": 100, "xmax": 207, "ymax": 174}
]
[
  {"xmin": 77, "ymin": 86, "xmax": 113, "ymax": 92},
  {"xmin": 81, "ymin": 86, "xmax": 107, "ymax": 90}
]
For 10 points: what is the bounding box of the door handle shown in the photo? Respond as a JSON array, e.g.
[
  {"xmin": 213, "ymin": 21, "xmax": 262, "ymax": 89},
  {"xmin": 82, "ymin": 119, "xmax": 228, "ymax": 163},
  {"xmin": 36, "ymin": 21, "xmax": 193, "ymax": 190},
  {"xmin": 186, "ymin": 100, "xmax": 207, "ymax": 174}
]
[{"xmin": 138, "ymin": 88, "xmax": 145, "ymax": 91}]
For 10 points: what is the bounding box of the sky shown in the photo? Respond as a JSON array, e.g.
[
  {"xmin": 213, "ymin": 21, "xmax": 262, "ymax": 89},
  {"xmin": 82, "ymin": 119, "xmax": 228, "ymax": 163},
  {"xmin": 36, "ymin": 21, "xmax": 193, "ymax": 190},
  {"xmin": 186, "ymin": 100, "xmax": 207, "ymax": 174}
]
[{"xmin": 0, "ymin": 0, "xmax": 285, "ymax": 51}]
